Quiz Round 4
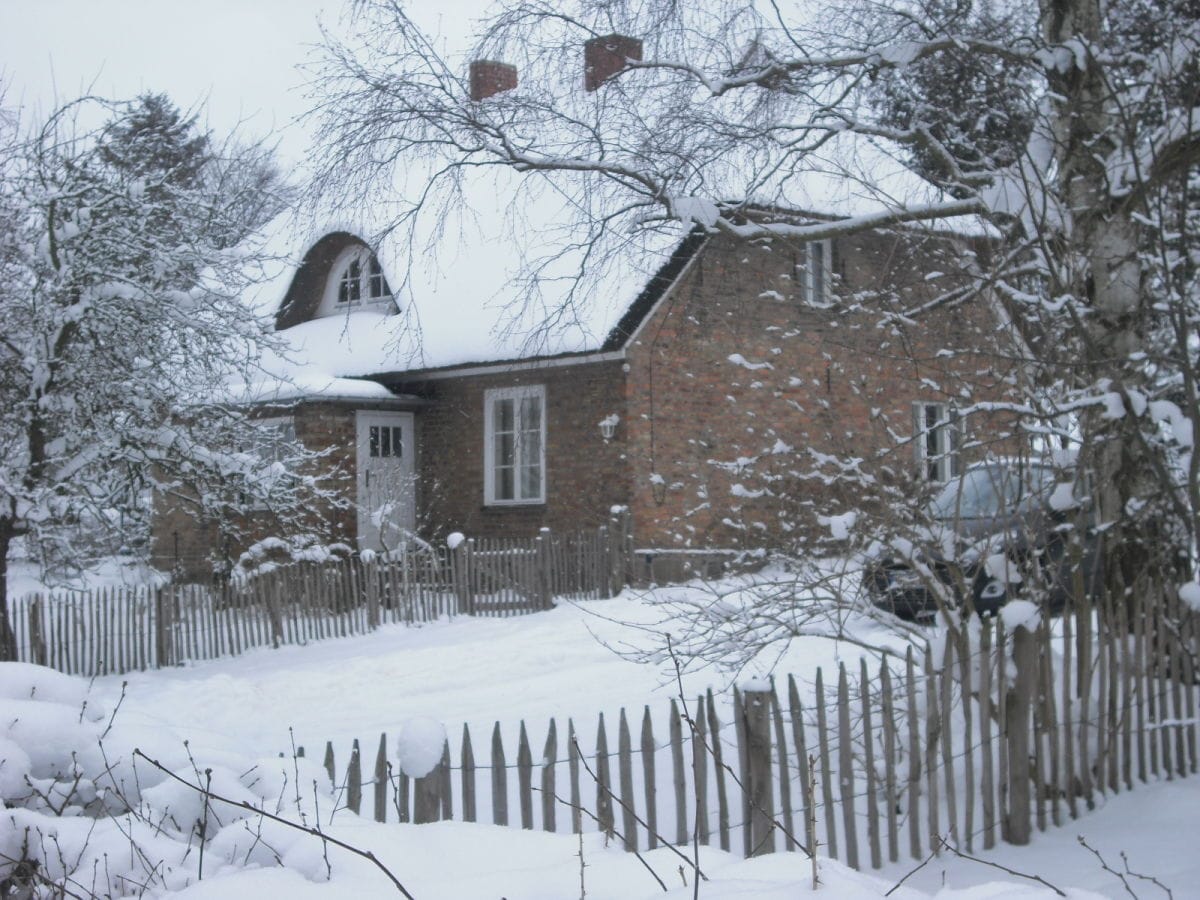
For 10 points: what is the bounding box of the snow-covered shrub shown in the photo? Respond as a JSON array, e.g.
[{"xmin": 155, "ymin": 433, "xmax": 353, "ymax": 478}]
[{"xmin": 0, "ymin": 663, "xmax": 344, "ymax": 897}]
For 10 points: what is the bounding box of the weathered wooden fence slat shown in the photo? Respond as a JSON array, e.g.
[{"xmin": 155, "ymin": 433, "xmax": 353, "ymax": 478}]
[
  {"xmin": 640, "ymin": 706, "xmax": 658, "ymax": 850},
  {"xmin": 374, "ymin": 734, "xmax": 388, "ymax": 823},
  {"xmin": 461, "ymin": 724, "xmax": 477, "ymax": 823},
  {"xmin": 693, "ymin": 694, "xmax": 710, "ymax": 846},
  {"xmin": 669, "ymin": 699, "xmax": 687, "ymax": 846},
  {"xmin": 541, "ymin": 719, "xmax": 557, "ymax": 834},
  {"xmin": 769, "ymin": 688, "xmax": 795, "ymax": 853},
  {"xmin": 618, "ymin": 708, "xmax": 637, "ymax": 850},
  {"xmin": 595, "ymin": 713, "xmax": 614, "ymax": 838},
  {"xmin": 491, "ymin": 722, "xmax": 508, "ymax": 827},
  {"xmin": 814, "ymin": 668, "xmax": 838, "ymax": 860},
  {"xmin": 836, "ymin": 664, "xmax": 858, "ymax": 870},
  {"xmin": 860, "ymin": 658, "xmax": 881, "ymax": 869},
  {"xmin": 517, "ymin": 721, "xmax": 534, "ymax": 830},
  {"xmin": 705, "ymin": 687, "xmax": 731, "ymax": 853}
]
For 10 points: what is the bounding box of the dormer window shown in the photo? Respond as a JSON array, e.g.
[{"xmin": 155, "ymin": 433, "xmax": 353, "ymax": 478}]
[
  {"xmin": 336, "ymin": 254, "xmax": 391, "ymax": 305},
  {"xmin": 313, "ymin": 244, "xmax": 396, "ymax": 319}
]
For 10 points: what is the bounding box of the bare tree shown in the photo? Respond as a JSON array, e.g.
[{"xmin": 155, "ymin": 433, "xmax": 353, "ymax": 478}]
[
  {"xmin": 309, "ymin": 0, "xmax": 1200, "ymax": 645},
  {"xmin": 0, "ymin": 95, "xmax": 328, "ymax": 657}
]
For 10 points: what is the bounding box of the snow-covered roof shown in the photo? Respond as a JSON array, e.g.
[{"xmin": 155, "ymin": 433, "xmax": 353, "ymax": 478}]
[{"xmin": 235, "ymin": 133, "xmax": 989, "ymax": 403}]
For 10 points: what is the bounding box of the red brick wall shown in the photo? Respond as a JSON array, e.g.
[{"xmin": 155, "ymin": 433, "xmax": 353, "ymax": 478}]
[
  {"xmin": 401, "ymin": 360, "xmax": 630, "ymax": 541},
  {"xmin": 621, "ymin": 229, "xmax": 1025, "ymax": 550},
  {"xmin": 150, "ymin": 402, "xmax": 357, "ymax": 579}
]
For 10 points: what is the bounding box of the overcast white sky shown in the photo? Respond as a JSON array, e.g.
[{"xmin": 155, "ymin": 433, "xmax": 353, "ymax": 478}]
[{"xmin": 0, "ymin": 0, "xmax": 345, "ymax": 162}]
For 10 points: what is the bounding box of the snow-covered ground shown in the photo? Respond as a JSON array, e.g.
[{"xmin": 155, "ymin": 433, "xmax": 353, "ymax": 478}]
[
  {"xmin": 92, "ymin": 578, "xmax": 908, "ymax": 761},
  {"xmin": 4, "ymin": 575, "xmax": 1198, "ymax": 898}
]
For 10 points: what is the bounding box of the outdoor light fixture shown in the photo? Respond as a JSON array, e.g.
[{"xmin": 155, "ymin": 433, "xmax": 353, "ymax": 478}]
[
  {"xmin": 598, "ymin": 413, "xmax": 620, "ymax": 441},
  {"xmin": 650, "ymin": 472, "xmax": 667, "ymax": 505}
]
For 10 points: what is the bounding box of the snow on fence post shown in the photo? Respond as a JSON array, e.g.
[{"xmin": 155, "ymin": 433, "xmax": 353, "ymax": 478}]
[
  {"xmin": 739, "ymin": 682, "xmax": 775, "ymax": 857},
  {"xmin": 1005, "ymin": 618, "xmax": 1038, "ymax": 845}
]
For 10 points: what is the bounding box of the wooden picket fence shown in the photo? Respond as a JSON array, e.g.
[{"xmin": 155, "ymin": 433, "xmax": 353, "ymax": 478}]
[
  {"xmin": 11, "ymin": 520, "xmax": 629, "ymax": 678},
  {"xmin": 309, "ymin": 594, "xmax": 1199, "ymax": 868}
]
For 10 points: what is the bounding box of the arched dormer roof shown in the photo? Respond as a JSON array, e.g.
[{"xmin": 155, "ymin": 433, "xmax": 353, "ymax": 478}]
[{"xmin": 274, "ymin": 232, "xmax": 396, "ymax": 330}]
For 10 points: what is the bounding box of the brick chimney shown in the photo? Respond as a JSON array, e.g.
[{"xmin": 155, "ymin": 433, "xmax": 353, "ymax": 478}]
[
  {"xmin": 583, "ymin": 34, "xmax": 643, "ymax": 91},
  {"xmin": 469, "ymin": 60, "xmax": 518, "ymax": 101}
]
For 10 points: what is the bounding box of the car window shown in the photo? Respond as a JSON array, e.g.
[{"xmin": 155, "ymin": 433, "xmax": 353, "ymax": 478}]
[{"xmin": 931, "ymin": 463, "xmax": 1062, "ymax": 520}]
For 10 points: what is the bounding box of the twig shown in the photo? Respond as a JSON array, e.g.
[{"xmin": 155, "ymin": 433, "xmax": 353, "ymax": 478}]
[
  {"xmin": 198, "ymin": 768, "xmax": 212, "ymax": 880},
  {"xmin": 884, "ymin": 845, "xmax": 937, "ymax": 896},
  {"xmin": 664, "ymin": 633, "xmax": 704, "ymax": 900},
  {"xmin": 1077, "ymin": 836, "xmax": 1173, "ymax": 899},
  {"xmin": 133, "ymin": 749, "xmax": 417, "ymax": 899},
  {"xmin": 548, "ymin": 785, "xmax": 667, "ymax": 893},
  {"xmin": 577, "ymin": 830, "xmax": 587, "ymax": 900},
  {"xmin": 569, "ymin": 736, "xmax": 698, "ymax": 885},
  {"xmin": 101, "ymin": 681, "xmax": 127, "ymax": 739},
  {"xmin": 938, "ymin": 836, "xmax": 1065, "ymax": 896}
]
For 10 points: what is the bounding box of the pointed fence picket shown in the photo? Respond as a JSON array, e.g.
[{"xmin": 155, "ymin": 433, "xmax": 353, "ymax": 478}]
[{"xmin": 301, "ymin": 597, "xmax": 1198, "ymax": 874}]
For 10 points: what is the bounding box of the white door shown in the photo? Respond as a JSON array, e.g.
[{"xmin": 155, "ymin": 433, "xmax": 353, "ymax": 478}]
[{"xmin": 355, "ymin": 411, "xmax": 416, "ymax": 552}]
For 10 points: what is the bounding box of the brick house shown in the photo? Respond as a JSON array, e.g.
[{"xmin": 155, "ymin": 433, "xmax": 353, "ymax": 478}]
[{"xmin": 152, "ymin": 212, "xmax": 1025, "ymax": 578}]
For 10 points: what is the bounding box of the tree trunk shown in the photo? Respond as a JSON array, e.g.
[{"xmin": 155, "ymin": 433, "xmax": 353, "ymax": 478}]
[{"xmin": 0, "ymin": 522, "xmax": 17, "ymax": 661}]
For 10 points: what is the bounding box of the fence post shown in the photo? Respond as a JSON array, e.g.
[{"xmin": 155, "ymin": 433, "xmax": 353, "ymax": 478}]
[
  {"xmin": 536, "ymin": 529, "xmax": 553, "ymax": 610},
  {"xmin": 740, "ymin": 685, "xmax": 776, "ymax": 856},
  {"xmin": 154, "ymin": 587, "xmax": 171, "ymax": 668},
  {"xmin": 28, "ymin": 597, "xmax": 47, "ymax": 666},
  {"xmin": 1005, "ymin": 623, "xmax": 1037, "ymax": 845},
  {"xmin": 364, "ymin": 558, "xmax": 381, "ymax": 630},
  {"xmin": 452, "ymin": 540, "xmax": 474, "ymax": 616},
  {"xmin": 261, "ymin": 575, "xmax": 284, "ymax": 649},
  {"xmin": 413, "ymin": 761, "xmax": 443, "ymax": 824},
  {"xmin": 609, "ymin": 507, "xmax": 630, "ymax": 596}
]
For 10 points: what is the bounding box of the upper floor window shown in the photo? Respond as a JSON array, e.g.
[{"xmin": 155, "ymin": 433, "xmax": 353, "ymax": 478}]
[
  {"xmin": 484, "ymin": 385, "xmax": 545, "ymax": 505},
  {"xmin": 798, "ymin": 239, "xmax": 833, "ymax": 307},
  {"xmin": 317, "ymin": 245, "xmax": 393, "ymax": 317},
  {"xmin": 914, "ymin": 402, "xmax": 963, "ymax": 482},
  {"xmin": 336, "ymin": 253, "xmax": 391, "ymax": 305}
]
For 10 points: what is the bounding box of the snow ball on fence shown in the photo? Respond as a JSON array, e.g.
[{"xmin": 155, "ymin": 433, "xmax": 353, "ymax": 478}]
[
  {"xmin": 396, "ymin": 717, "xmax": 447, "ymax": 779},
  {"xmin": 1180, "ymin": 582, "xmax": 1200, "ymax": 613},
  {"xmin": 739, "ymin": 676, "xmax": 772, "ymax": 693},
  {"xmin": 1000, "ymin": 599, "xmax": 1041, "ymax": 632},
  {"xmin": 446, "ymin": 531, "xmax": 466, "ymax": 550}
]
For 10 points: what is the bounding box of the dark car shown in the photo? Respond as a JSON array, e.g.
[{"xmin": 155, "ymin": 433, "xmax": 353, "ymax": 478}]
[{"xmin": 865, "ymin": 460, "xmax": 1098, "ymax": 621}]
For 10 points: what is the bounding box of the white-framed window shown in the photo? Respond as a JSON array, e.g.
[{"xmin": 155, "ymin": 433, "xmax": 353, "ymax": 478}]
[
  {"xmin": 798, "ymin": 239, "xmax": 833, "ymax": 307},
  {"xmin": 319, "ymin": 246, "xmax": 393, "ymax": 316},
  {"xmin": 914, "ymin": 402, "xmax": 963, "ymax": 482},
  {"xmin": 484, "ymin": 385, "xmax": 546, "ymax": 505},
  {"xmin": 367, "ymin": 422, "xmax": 405, "ymax": 459}
]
